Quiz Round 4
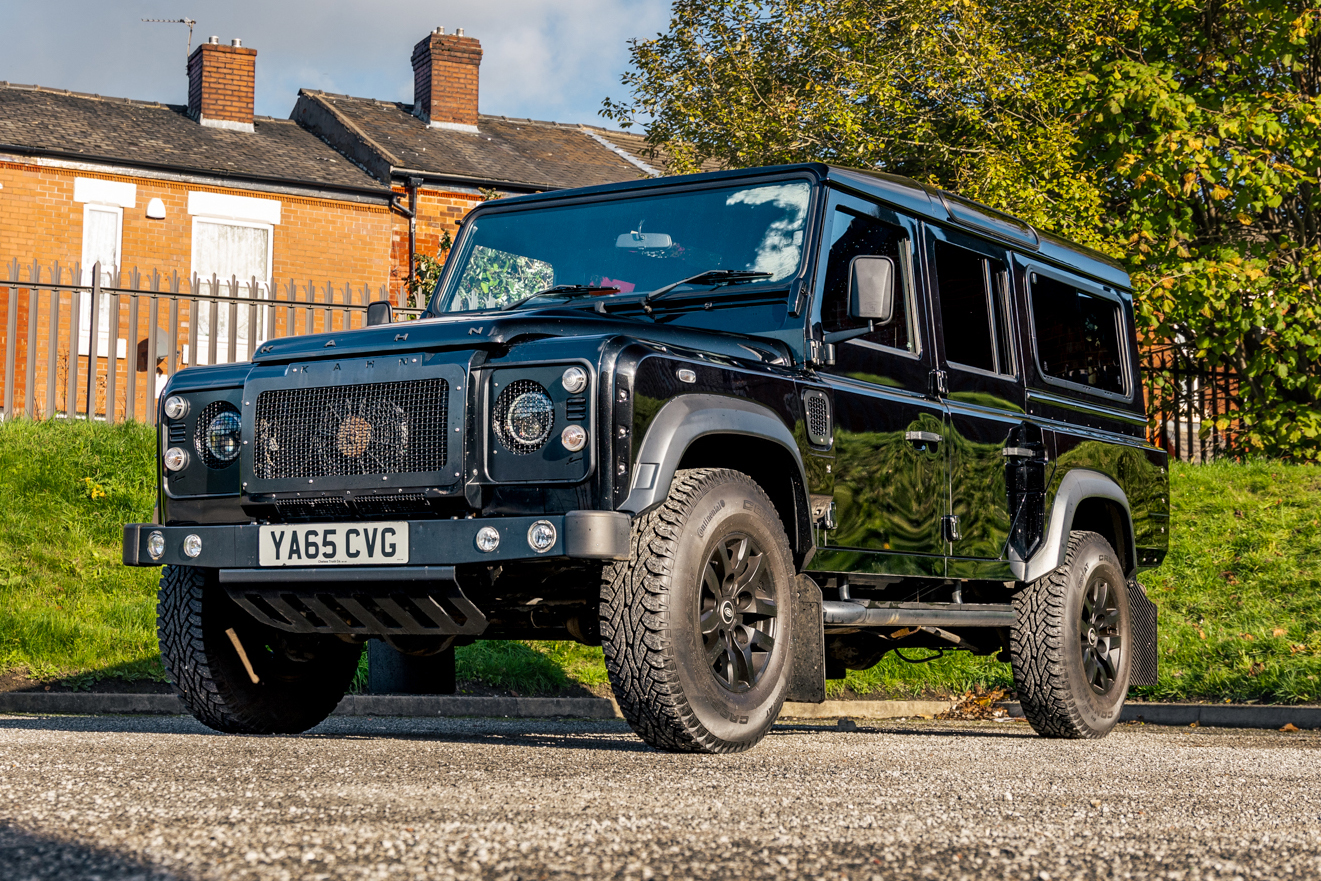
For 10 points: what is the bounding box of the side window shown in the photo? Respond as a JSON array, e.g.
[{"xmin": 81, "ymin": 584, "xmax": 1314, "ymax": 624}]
[
  {"xmin": 1030, "ymin": 273, "xmax": 1127, "ymax": 395},
  {"xmin": 933, "ymin": 240, "xmax": 1013, "ymax": 375},
  {"xmin": 819, "ymin": 208, "xmax": 915, "ymax": 353}
]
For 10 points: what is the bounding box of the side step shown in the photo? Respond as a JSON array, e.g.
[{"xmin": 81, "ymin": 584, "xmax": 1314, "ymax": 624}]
[
  {"xmin": 822, "ymin": 600, "xmax": 1016, "ymax": 629},
  {"xmin": 221, "ymin": 566, "xmax": 488, "ymax": 637}
]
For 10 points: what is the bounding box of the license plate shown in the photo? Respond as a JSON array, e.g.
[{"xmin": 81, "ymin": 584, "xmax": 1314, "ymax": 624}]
[{"xmin": 259, "ymin": 522, "xmax": 409, "ymax": 566}]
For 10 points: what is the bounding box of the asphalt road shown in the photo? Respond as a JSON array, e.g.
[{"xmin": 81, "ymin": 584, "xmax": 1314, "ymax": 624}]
[{"xmin": 0, "ymin": 713, "xmax": 1317, "ymax": 880}]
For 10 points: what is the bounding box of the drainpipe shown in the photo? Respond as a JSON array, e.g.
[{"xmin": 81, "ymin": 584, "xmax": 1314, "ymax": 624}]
[
  {"xmin": 407, "ymin": 177, "xmax": 422, "ymax": 299},
  {"xmin": 390, "ymin": 177, "xmax": 421, "ymax": 306}
]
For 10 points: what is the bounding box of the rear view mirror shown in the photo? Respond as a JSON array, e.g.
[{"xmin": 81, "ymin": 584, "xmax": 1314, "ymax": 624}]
[
  {"xmin": 616, "ymin": 231, "xmax": 674, "ymax": 250},
  {"xmin": 850, "ymin": 256, "xmax": 895, "ymax": 323},
  {"xmin": 365, "ymin": 300, "xmax": 393, "ymax": 327}
]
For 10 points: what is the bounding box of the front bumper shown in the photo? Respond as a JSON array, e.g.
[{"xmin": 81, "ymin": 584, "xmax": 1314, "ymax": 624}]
[{"xmin": 123, "ymin": 511, "xmax": 631, "ymax": 568}]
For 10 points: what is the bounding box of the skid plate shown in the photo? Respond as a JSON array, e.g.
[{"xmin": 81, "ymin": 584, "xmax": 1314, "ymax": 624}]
[{"xmin": 226, "ymin": 578, "xmax": 488, "ymax": 637}]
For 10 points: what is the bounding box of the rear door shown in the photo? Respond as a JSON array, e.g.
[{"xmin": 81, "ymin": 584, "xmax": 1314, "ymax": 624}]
[
  {"xmin": 924, "ymin": 225, "xmax": 1030, "ymax": 577},
  {"xmin": 809, "ymin": 190, "xmax": 947, "ymax": 577}
]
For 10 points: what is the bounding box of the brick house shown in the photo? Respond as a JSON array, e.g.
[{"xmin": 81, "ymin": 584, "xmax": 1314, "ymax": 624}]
[
  {"xmin": 292, "ymin": 28, "xmax": 685, "ymax": 303},
  {"xmin": 0, "ymin": 28, "xmax": 693, "ymax": 421}
]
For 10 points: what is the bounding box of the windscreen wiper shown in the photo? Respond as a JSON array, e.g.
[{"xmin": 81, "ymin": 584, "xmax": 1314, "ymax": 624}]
[
  {"xmin": 641, "ymin": 270, "xmax": 772, "ymax": 313},
  {"xmin": 501, "ymin": 284, "xmax": 620, "ymax": 311}
]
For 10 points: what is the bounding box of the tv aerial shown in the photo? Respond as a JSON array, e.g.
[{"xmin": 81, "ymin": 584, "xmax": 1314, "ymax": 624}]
[{"xmin": 142, "ymin": 18, "xmax": 197, "ymax": 62}]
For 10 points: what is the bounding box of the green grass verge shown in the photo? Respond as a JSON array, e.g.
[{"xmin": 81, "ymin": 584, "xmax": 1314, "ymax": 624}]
[
  {"xmin": 0, "ymin": 418, "xmax": 163, "ymax": 682},
  {"xmin": 3, "ymin": 419, "xmax": 1320, "ymax": 704}
]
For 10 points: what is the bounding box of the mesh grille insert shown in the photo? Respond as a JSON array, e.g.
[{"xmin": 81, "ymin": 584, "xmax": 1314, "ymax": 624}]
[
  {"xmin": 803, "ymin": 390, "xmax": 831, "ymax": 447},
  {"xmin": 253, "ymin": 379, "xmax": 448, "ymax": 480},
  {"xmin": 493, "ymin": 379, "xmax": 554, "ymax": 455}
]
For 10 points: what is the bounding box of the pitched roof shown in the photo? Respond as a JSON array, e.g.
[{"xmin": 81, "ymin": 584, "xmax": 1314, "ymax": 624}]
[
  {"xmin": 0, "ymin": 82, "xmax": 387, "ymax": 195},
  {"xmin": 294, "ymin": 90, "xmax": 661, "ymax": 191}
]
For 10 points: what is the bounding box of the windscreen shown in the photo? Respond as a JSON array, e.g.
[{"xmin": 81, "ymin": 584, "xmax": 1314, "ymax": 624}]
[{"xmin": 432, "ymin": 181, "xmax": 813, "ymax": 313}]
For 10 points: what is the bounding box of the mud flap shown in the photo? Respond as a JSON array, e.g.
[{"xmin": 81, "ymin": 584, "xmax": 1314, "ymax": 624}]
[
  {"xmin": 786, "ymin": 574, "xmax": 826, "ymax": 703},
  {"xmin": 1128, "ymin": 580, "xmax": 1158, "ymax": 687}
]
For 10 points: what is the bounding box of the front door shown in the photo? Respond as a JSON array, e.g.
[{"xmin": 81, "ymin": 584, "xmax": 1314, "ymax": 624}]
[
  {"xmin": 924, "ymin": 225, "xmax": 1028, "ymax": 578},
  {"xmin": 810, "ymin": 191, "xmax": 947, "ymax": 578}
]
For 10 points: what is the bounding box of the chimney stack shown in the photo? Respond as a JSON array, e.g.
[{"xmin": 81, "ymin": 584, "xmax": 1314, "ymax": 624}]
[
  {"xmin": 187, "ymin": 36, "xmax": 257, "ymax": 132},
  {"xmin": 411, "ymin": 27, "xmax": 482, "ymax": 132}
]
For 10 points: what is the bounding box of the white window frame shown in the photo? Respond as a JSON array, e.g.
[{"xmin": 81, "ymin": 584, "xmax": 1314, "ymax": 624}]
[
  {"xmin": 78, "ymin": 203, "xmax": 127, "ymax": 358},
  {"xmin": 189, "ymin": 215, "xmax": 275, "ymax": 364}
]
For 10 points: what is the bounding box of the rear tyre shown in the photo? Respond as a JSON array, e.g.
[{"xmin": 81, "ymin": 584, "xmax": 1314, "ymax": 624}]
[
  {"xmin": 600, "ymin": 468, "xmax": 795, "ymax": 753},
  {"xmin": 157, "ymin": 565, "xmax": 361, "ymax": 734},
  {"xmin": 1010, "ymin": 530, "xmax": 1131, "ymax": 739}
]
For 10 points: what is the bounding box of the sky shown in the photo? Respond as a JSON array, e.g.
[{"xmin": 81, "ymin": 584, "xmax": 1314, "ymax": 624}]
[{"xmin": 0, "ymin": 0, "xmax": 671, "ymax": 127}]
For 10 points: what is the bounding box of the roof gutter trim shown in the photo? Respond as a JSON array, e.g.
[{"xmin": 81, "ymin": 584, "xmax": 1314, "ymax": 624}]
[
  {"xmin": 0, "ymin": 142, "xmax": 394, "ymax": 200},
  {"xmin": 388, "ymin": 167, "xmax": 565, "ymax": 193}
]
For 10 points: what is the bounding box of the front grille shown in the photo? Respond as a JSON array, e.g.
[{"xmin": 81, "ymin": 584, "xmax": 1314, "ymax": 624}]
[
  {"xmin": 273, "ymin": 492, "xmax": 433, "ymax": 520},
  {"xmin": 253, "ymin": 379, "xmax": 448, "ymax": 480}
]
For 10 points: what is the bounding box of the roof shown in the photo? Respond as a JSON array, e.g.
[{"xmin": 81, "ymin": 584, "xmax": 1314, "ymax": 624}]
[
  {"xmin": 579, "ymin": 125, "xmax": 725, "ymax": 177},
  {"xmin": 469, "ymin": 162, "xmax": 1132, "ymax": 290},
  {"xmin": 294, "ymin": 91, "xmax": 669, "ymax": 191},
  {"xmin": 0, "ymin": 82, "xmax": 387, "ymax": 195}
]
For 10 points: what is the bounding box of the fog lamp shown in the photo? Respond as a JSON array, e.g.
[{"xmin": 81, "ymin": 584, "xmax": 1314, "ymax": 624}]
[
  {"xmin": 475, "ymin": 526, "xmax": 501, "ymax": 553},
  {"xmin": 147, "ymin": 531, "xmax": 165, "ymax": 560},
  {"xmin": 182, "ymin": 534, "xmax": 202, "ymax": 558},
  {"xmin": 527, "ymin": 520, "xmax": 557, "ymax": 553}
]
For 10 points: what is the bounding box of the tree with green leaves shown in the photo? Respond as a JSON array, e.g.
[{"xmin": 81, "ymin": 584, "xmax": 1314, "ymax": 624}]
[{"xmin": 605, "ymin": 0, "xmax": 1321, "ymax": 459}]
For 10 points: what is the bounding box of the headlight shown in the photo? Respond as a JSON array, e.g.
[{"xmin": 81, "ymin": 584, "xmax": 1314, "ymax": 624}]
[
  {"xmin": 494, "ymin": 380, "xmax": 554, "ymax": 454},
  {"xmin": 195, "ymin": 402, "xmax": 242, "ymax": 467}
]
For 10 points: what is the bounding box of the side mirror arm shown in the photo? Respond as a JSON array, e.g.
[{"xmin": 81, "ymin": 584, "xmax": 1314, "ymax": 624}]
[{"xmin": 822, "ymin": 322, "xmax": 874, "ymax": 346}]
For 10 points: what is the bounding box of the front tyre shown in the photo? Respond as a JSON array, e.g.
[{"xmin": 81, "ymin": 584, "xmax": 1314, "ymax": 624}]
[
  {"xmin": 1011, "ymin": 531, "xmax": 1131, "ymax": 739},
  {"xmin": 157, "ymin": 565, "xmax": 361, "ymax": 734},
  {"xmin": 601, "ymin": 468, "xmax": 795, "ymax": 753}
]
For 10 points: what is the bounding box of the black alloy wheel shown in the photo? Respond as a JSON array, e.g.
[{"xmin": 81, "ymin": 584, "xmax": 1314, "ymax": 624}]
[
  {"xmin": 601, "ymin": 468, "xmax": 796, "ymax": 753},
  {"xmin": 1011, "ymin": 530, "xmax": 1132, "ymax": 739},
  {"xmin": 1080, "ymin": 575, "xmax": 1123, "ymax": 695},
  {"xmin": 700, "ymin": 533, "xmax": 778, "ymax": 693}
]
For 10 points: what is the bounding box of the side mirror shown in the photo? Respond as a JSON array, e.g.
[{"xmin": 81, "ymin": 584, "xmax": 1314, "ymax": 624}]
[
  {"xmin": 850, "ymin": 256, "xmax": 895, "ymax": 323},
  {"xmin": 365, "ymin": 300, "xmax": 393, "ymax": 327}
]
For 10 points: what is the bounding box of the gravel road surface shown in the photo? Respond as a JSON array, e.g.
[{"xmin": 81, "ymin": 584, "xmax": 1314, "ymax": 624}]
[{"xmin": 0, "ymin": 713, "xmax": 1317, "ymax": 880}]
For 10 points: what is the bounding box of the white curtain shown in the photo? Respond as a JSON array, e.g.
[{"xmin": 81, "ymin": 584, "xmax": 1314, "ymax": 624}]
[
  {"xmin": 79, "ymin": 206, "xmax": 123, "ymax": 356},
  {"xmin": 192, "ymin": 219, "xmax": 271, "ymax": 363}
]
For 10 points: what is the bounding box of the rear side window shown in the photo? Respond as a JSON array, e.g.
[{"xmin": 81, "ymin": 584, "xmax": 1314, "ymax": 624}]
[
  {"xmin": 933, "ymin": 240, "xmax": 1013, "ymax": 375},
  {"xmin": 1030, "ymin": 273, "xmax": 1127, "ymax": 395}
]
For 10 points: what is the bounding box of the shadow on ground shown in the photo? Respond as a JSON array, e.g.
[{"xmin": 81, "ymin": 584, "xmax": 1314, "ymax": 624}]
[{"xmin": 0, "ymin": 823, "xmax": 179, "ymax": 881}]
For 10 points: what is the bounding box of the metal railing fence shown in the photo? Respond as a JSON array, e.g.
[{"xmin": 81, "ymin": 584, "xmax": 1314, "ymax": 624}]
[
  {"xmin": 1142, "ymin": 343, "xmax": 1242, "ymax": 462},
  {"xmin": 0, "ymin": 258, "xmax": 422, "ymax": 425}
]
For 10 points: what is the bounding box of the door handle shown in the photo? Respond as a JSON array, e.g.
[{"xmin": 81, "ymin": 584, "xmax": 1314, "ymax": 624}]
[{"xmin": 905, "ymin": 430, "xmax": 943, "ymax": 444}]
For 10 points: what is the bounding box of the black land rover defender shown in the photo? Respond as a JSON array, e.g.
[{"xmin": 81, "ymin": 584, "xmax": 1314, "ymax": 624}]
[{"xmin": 124, "ymin": 163, "xmax": 1168, "ymax": 751}]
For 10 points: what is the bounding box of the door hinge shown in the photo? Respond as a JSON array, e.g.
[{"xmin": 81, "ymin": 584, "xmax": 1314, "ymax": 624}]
[
  {"xmin": 929, "ymin": 369, "xmax": 949, "ymax": 397},
  {"xmin": 808, "ymin": 338, "xmax": 836, "ymax": 367},
  {"xmin": 942, "ymin": 514, "xmax": 962, "ymax": 542}
]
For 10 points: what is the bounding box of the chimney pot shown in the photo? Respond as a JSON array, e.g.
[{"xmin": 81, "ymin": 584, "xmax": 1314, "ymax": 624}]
[
  {"xmin": 188, "ymin": 39, "xmax": 257, "ymax": 131},
  {"xmin": 231, "ymin": 38, "xmax": 242, "ymax": 47},
  {"xmin": 411, "ymin": 29, "xmax": 482, "ymax": 132}
]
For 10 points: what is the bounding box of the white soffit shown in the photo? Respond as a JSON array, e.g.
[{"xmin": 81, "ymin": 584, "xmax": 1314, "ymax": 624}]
[
  {"xmin": 187, "ymin": 191, "xmax": 281, "ymax": 225},
  {"xmin": 74, "ymin": 177, "xmax": 136, "ymax": 208}
]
